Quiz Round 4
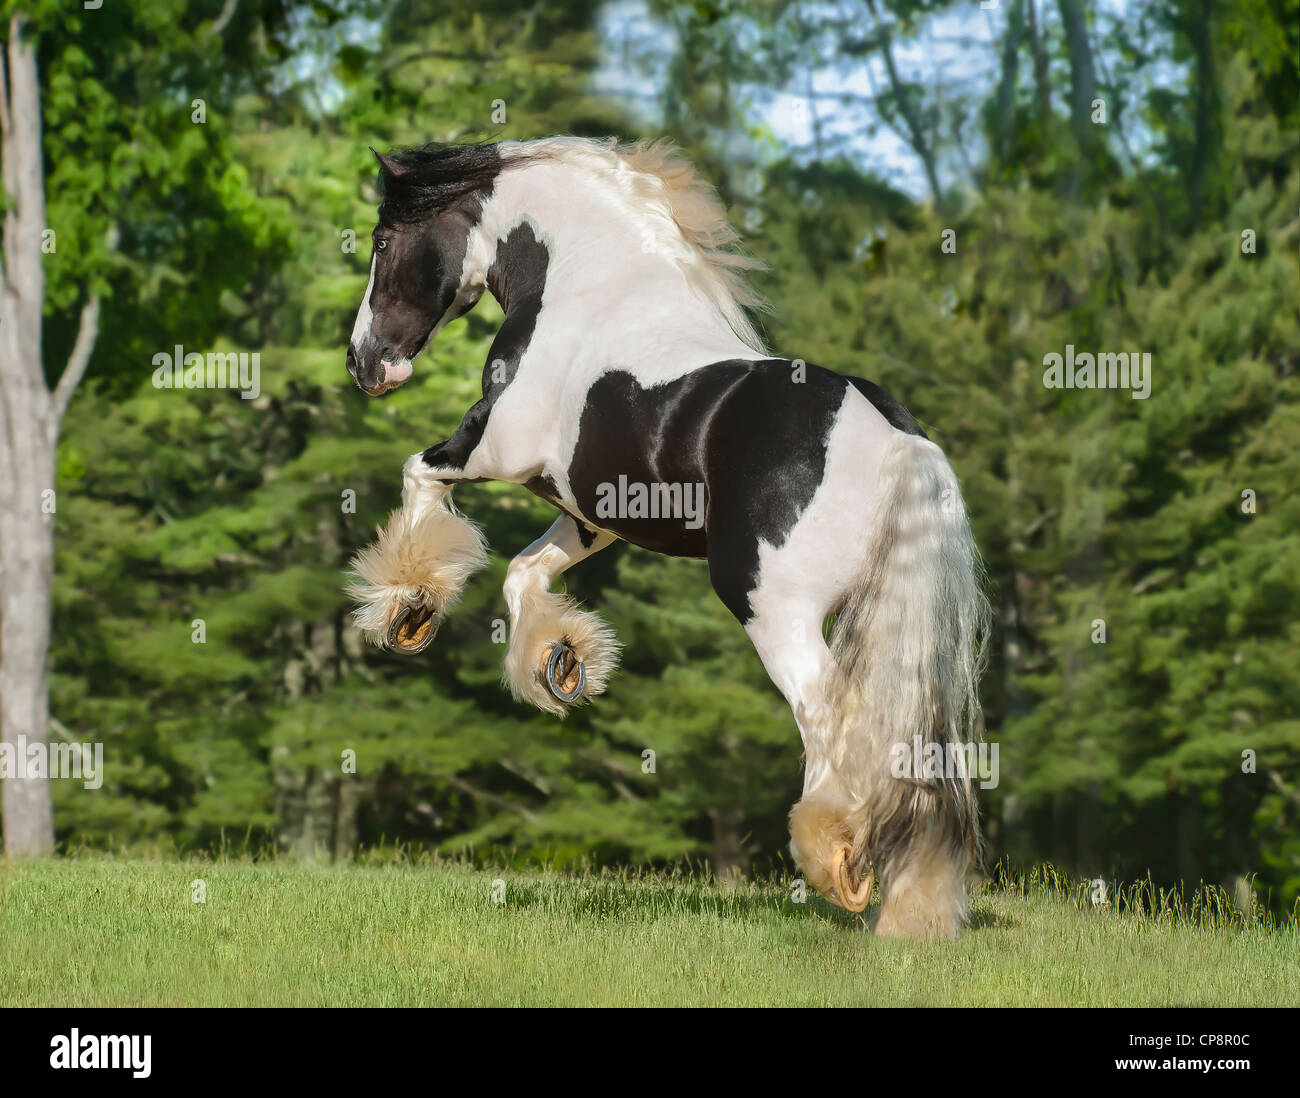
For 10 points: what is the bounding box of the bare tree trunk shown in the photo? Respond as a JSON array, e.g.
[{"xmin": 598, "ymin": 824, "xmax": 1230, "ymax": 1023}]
[
  {"xmin": 1056, "ymin": 0, "xmax": 1098, "ymax": 184},
  {"xmin": 0, "ymin": 468, "xmax": 58, "ymax": 856},
  {"xmin": 1186, "ymin": 0, "xmax": 1216, "ymax": 224},
  {"xmin": 709, "ymin": 805, "xmax": 745, "ymax": 886},
  {"xmin": 0, "ymin": 434, "xmax": 57, "ymax": 857},
  {"xmin": 0, "ymin": 16, "xmax": 100, "ymax": 856},
  {"xmin": 864, "ymin": 0, "xmax": 943, "ymax": 207},
  {"xmin": 993, "ymin": 0, "xmax": 1025, "ymax": 163},
  {"xmin": 1025, "ymin": 0, "xmax": 1053, "ymax": 133}
]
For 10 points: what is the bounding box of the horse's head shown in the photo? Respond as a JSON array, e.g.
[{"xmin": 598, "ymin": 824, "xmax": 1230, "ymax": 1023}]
[{"xmin": 347, "ymin": 146, "xmax": 500, "ymax": 396}]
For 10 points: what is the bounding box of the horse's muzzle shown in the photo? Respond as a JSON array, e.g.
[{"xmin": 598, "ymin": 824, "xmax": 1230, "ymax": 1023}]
[{"xmin": 347, "ymin": 341, "xmax": 409, "ymax": 396}]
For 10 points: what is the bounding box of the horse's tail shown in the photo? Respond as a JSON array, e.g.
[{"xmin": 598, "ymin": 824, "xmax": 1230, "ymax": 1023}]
[{"xmin": 815, "ymin": 429, "xmax": 989, "ymax": 936}]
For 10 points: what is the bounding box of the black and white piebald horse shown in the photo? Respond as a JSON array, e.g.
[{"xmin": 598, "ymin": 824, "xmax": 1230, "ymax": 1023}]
[{"xmin": 346, "ymin": 137, "xmax": 990, "ymax": 939}]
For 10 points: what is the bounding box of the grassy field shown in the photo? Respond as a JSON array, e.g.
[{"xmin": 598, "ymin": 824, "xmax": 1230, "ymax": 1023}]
[{"xmin": 1, "ymin": 857, "xmax": 1296, "ymax": 1007}]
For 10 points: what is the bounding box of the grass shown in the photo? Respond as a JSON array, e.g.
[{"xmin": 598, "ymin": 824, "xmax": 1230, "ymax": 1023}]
[{"xmin": 1, "ymin": 856, "xmax": 1296, "ymax": 1007}]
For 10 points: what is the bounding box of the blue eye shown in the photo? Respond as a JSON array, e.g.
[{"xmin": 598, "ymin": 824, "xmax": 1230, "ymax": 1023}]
[{"xmin": 376, "ymin": 239, "xmax": 388, "ymax": 252}]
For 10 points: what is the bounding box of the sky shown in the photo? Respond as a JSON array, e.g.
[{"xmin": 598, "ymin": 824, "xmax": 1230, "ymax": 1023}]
[
  {"xmin": 594, "ymin": 0, "xmax": 1004, "ymax": 195},
  {"xmin": 594, "ymin": 0, "xmax": 1177, "ymax": 199},
  {"xmin": 284, "ymin": 0, "xmax": 1180, "ymax": 201}
]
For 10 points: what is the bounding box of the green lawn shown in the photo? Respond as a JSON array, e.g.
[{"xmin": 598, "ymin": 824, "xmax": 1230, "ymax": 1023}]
[{"xmin": 1, "ymin": 857, "xmax": 1296, "ymax": 1007}]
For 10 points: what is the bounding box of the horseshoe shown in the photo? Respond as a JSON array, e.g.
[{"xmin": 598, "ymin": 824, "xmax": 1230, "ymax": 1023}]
[
  {"xmin": 544, "ymin": 643, "xmax": 586, "ymax": 703},
  {"xmin": 830, "ymin": 843, "xmax": 874, "ymax": 913},
  {"xmin": 386, "ymin": 601, "xmax": 439, "ymax": 654}
]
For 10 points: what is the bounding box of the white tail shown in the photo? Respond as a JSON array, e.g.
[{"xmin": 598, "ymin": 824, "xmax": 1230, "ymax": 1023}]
[{"xmin": 793, "ymin": 430, "xmax": 990, "ymax": 938}]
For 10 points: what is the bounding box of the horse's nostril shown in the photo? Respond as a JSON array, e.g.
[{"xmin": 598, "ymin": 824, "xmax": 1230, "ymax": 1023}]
[{"xmin": 346, "ymin": 345, "xmax": 359, "ymax": 376}]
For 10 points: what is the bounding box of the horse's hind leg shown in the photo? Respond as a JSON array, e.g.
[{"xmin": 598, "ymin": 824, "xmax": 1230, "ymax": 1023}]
[
  {"xmin": 742, "ymin": 582, "xmax": 970, "ymax": 937},
  {"xmin": 502, "ymin": 515, "xmax": 619, "ymax": 715},
  {"xmin": 739, "ymin": 605, "xmax": 872, "ymax": 913},
  {"xmin": 347, "ymin": 454, "xmax": 489, "ymax": 653},
  {"xmin": 871, "ymin": 820, "xmax": 971, "ymax": 941}
]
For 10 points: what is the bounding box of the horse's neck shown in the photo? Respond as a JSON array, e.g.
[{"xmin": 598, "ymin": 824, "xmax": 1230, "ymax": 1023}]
[{"xmin": 475, "ymin": 168, "xmax": 759, "ymax": 384}]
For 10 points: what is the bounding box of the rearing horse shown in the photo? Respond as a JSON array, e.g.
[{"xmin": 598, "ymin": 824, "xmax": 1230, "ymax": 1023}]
[{"xmin": 345, "ymin": 137, "xmax": 990, "ymax": 939}]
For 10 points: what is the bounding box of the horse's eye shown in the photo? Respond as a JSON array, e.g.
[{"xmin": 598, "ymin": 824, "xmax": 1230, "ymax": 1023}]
[{"xmin": 376, "ymin": 238, "xmax": 388, "ymax": 252}]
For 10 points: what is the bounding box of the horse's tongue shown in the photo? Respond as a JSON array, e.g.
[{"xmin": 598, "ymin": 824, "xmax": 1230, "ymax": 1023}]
[{"xmin": 381, "ymin": 360, "xmax": 412, "ymax": 386}]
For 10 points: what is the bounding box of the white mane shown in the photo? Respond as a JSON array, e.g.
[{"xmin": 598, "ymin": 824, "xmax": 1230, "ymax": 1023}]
[{"xmin": 505, "ymin": 136, "xmax": 770, "ymax": 353}]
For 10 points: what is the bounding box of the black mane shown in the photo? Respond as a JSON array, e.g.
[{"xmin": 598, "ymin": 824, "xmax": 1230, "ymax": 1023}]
[{"xmin": 377, "ymin": 143, "xmax": 506, "ymax": 224}]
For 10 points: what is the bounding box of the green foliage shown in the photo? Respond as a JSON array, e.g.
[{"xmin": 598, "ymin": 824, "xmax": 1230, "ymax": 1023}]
[
  {"xmin": 27, "ymin": 0, "xmax": 1300, "ymax": 916},
  {"xmin": 24, "ymin": 0, "xmax": 295, "ymax": 389}
]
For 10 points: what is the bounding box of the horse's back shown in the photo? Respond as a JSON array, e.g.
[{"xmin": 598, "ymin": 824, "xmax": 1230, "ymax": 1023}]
[
  {"xmin": 561, "ymin": 357, "xmax": 915, "ymax": 621},
  {"xmin": 700, "ymin": 359, "xmax": 905, "ymax": 621},
  {"xmin": 843, "ymin": 375, "xmax": 927, "ymax": 438}
]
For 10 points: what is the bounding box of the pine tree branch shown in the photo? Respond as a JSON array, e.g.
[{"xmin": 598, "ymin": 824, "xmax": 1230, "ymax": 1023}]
[{"xmin": 445, "ymin": 775, "xmax": 539, "ymax": 823}]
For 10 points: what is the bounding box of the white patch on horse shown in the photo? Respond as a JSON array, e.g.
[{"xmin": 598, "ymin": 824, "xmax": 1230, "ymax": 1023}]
[
  {"xmin": 350, "ymin": 254, "xmax": 376, "ymax": 346},
  {"xmin": 742, "ymin": 389, "xmax": 896, "ymax": 796},
  {"xmin": 457, "ymin": 153, "xmax": 767, "ymax": 492}
]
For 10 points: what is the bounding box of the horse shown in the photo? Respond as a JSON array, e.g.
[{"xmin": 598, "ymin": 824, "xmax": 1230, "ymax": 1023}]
[{"xmin": 345, "ymin": 136, "xmax": 991, "ymax": 939}]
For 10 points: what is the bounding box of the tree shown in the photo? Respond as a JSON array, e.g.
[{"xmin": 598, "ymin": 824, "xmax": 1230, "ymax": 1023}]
[
  {"xmin": 0, "ymin": 13, "xmax": 70, "ymax": 854},
  {"xmin": 0, "ymin": 1, "xmax": 287, "ymax": 855}
]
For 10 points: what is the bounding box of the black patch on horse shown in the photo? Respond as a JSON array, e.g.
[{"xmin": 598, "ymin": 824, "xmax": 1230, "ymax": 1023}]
[
  {"xmin": 420, "ymin": 224, "xmax": 551, "ymax": 476},
  {"xmin": 484, "ymin": 223, "xmax": 549, "ymax": 397},
  {"xmin": 525, "ymin": 472, "xmax": 562, "ymax": 501},
  {"xmin": 846, "ymin": 376, "xmax": 927, "ymax": 438},
  {"xmin": 421, "ymin": 400, "xmax": 492, "ymax": 472},
  {"xmin": 565, "ymin": 359, "xmax": 847, "ymax": 622},
  {"xmin": 522, "ymin": 474, "xmax": 600, "ymax": 548}
]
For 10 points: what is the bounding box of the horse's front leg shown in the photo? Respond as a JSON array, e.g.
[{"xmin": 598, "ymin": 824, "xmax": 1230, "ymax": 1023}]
[
  {"xmin": 502, "ymin": 515, "xmax": 619, "ymax": 716},
  {"xmin": 347, "ymin": 405, "xmax": 496, "ymax": 653}
]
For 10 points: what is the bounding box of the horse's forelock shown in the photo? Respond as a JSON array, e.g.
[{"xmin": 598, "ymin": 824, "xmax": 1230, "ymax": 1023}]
[{"xmin": 376, "ymin": 143, "xmax": 505, "ymax": 224}]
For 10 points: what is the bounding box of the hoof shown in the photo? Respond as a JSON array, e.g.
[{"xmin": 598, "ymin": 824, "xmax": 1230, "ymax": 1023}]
[
  {"xmin": 830, "ymin": 843, "xmax": 874, "ymax": 913},
  {"xmin": 346, "ymin": 503, "xmax": 488, "ymax": 650},
  {"xmin": 386, "ymin": 601, "xmax": 439, "ymax": 654},
  {"xmin": 543, "ymin": 643, "xmax": 586, "ymax": 703},
  {"xmin": 503, "ymin": 591, "xmax": 618, "ymax": 715}
]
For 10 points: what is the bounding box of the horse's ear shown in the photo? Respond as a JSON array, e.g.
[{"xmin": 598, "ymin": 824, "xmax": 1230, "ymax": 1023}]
[{"xmin": 370, "ymin": 147, "xmax": 408, "ymax": 176}]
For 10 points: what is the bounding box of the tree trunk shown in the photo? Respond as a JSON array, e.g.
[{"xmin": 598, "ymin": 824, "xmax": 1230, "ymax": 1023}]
[
  {"xmin": 275, "ymin": 766, "xmax": 334, "ymax": 860},
  {"xmin": 1056, "ymin": 0, "xmax": 1098, "ymax": 184},
  {"xmin": 0, "ymin": 442, "xmax": 57, "ymax": 856},
  {"xmin": 1, "ymin": 16, "xmax": 53, "ymax": 856},
  {"xmin": 993, "ymin": 0, "xmax": 1025, "ymax": 163},
  {"xmin": 709, "ymin": 805, "xmax": 745, "ymax": 886},
  {"xmin": 1025, "ymin": 0, "xmax": 1053, "ymax": 133},
  {"xmin": 0, "ymin": 16, "xmax": 100, "ymax": 855},
  {"xmin": 864, "ymin": 0, "xmax": 943, "ymax": 206}
]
